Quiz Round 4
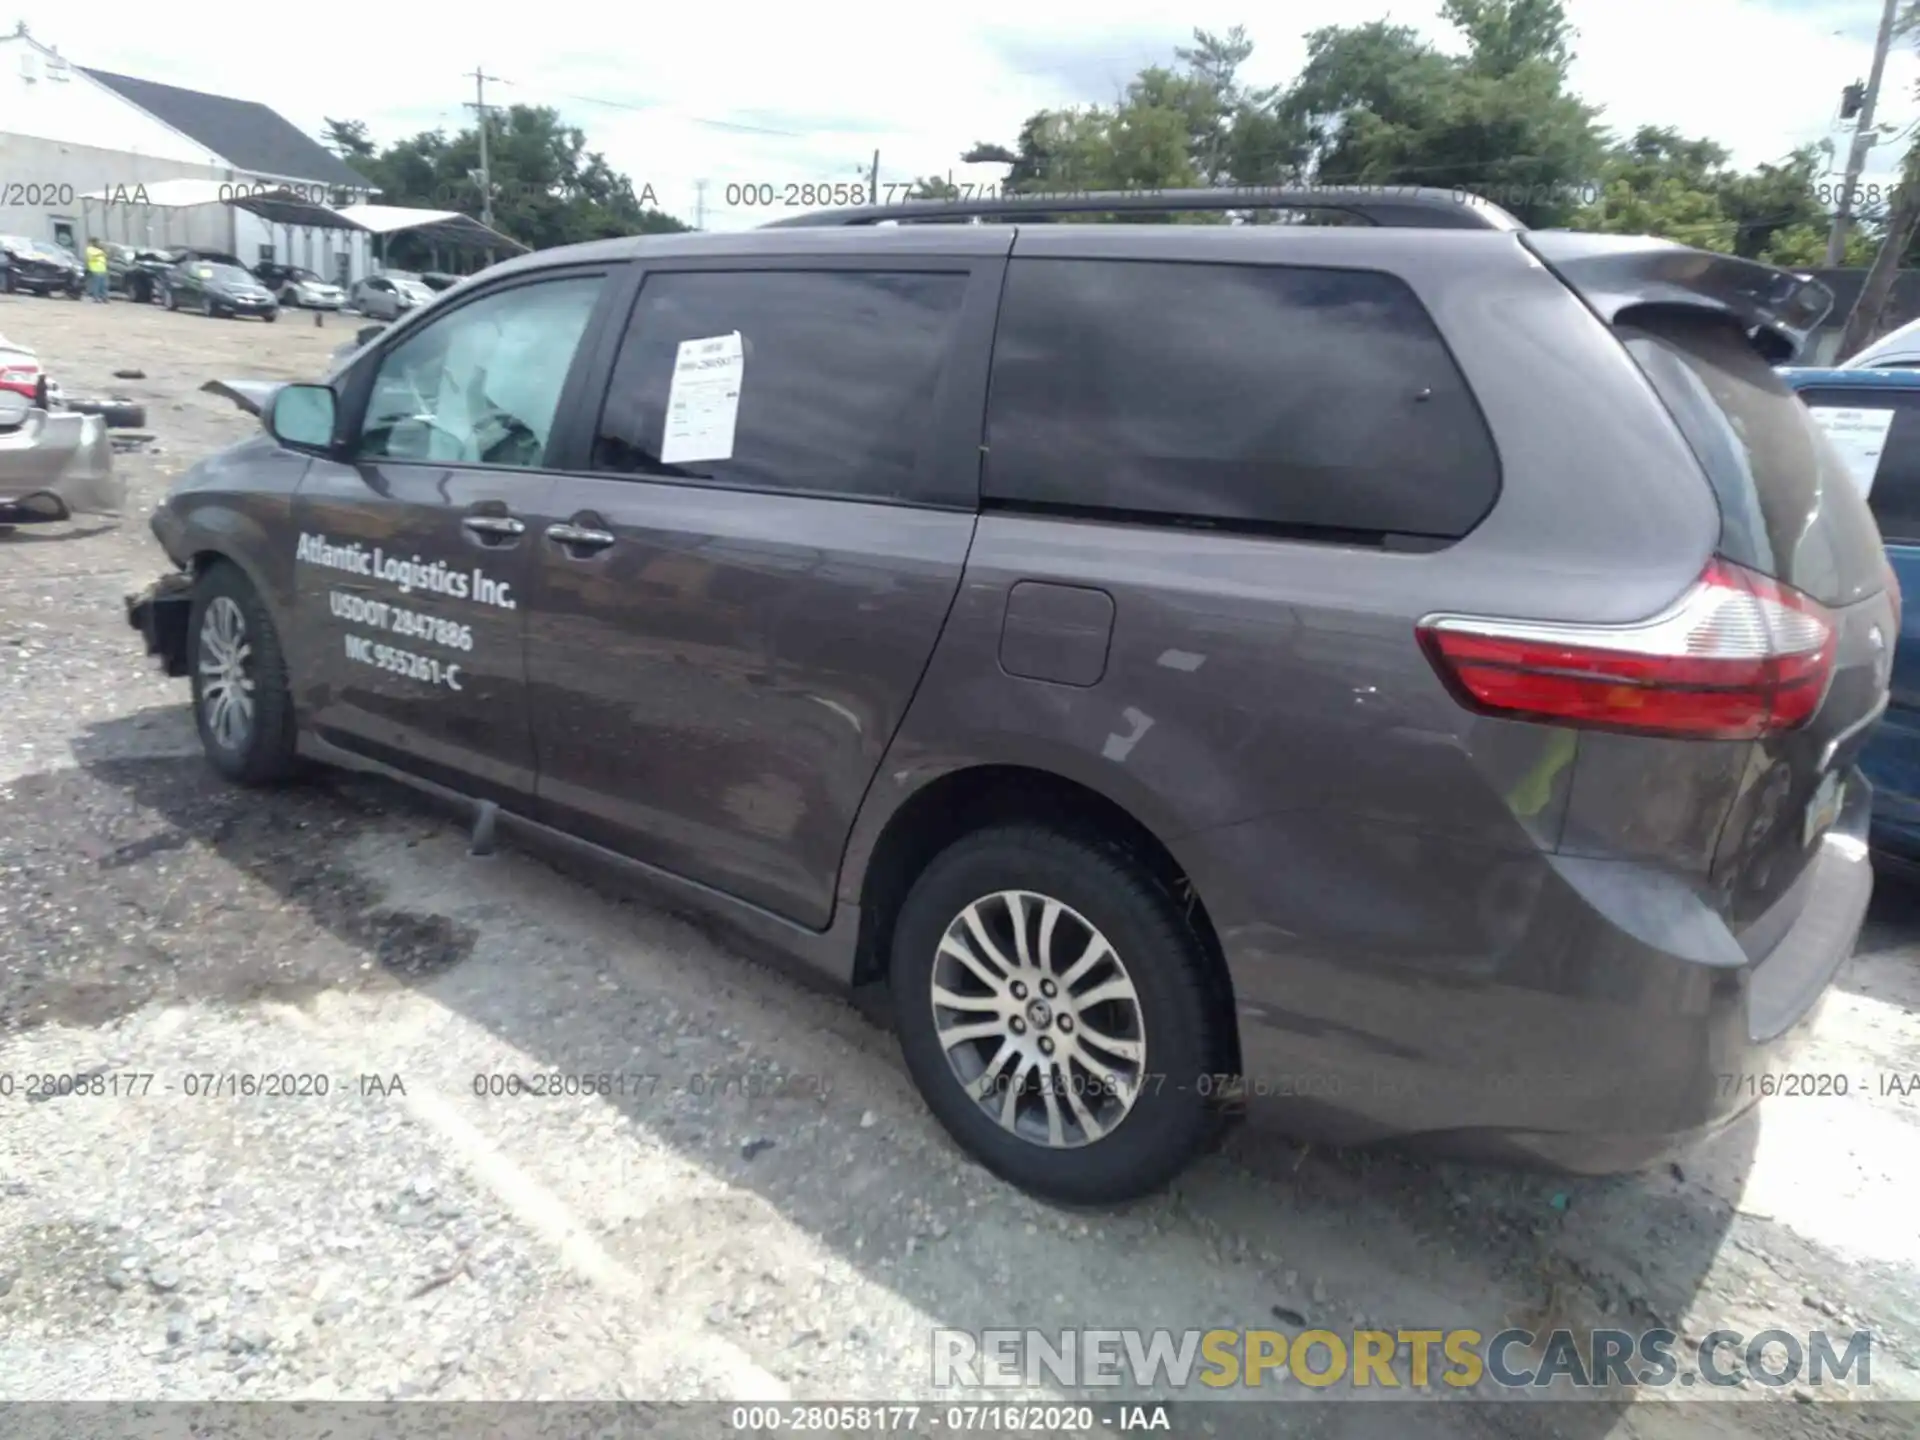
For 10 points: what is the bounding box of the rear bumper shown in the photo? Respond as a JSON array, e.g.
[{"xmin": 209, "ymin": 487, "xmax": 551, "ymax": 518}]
[
  {"xmin": 1196, "ymin": 775, "xmax": 1873, "ymax": 1174},
  {"xmin": 0, "ymin": 409, "xmax": 121, "ymax": 522}
]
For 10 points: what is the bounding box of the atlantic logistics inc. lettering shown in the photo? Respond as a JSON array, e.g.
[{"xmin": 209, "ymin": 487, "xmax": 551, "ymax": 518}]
[{"xmin": 295, "ymin": 532, "xmax": 517, "ymax": 609}]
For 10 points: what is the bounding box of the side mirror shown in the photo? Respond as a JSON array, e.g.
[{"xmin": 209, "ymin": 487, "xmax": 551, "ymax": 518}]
[{"xmin": 268, "ymin": 383, "xmax": 337, "ymax": 454}]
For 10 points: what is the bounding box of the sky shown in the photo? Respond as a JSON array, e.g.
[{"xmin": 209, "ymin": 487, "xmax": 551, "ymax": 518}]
[{"xmin": 26, "ymin": 0, "xmax": 1920, "ymax": 231}]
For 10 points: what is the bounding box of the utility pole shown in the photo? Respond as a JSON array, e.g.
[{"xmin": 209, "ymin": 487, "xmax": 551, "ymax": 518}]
[
  {"xmin": 1826, "ymin": 0, "xmax": 1901, "ymax": 266},
  {"xmin": 870, "ymin": 150, "xmax": 880, "ymax": 203},
  {"xmin": 1838, "ymin": 139, "xmax": 1920, "ymax": 359},
  {"xmin": 694, "ymin": 180, "xmax": 708, "ymax": 230},
  {"xmin": 465, "ymin": 66, "xmax": 503, "ymax": 229}
]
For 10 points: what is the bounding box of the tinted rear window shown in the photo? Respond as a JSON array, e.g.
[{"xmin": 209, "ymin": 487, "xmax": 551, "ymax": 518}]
[
  {"xmin": 982, "ymin": 258, "xmax": 1500, "ymax": 539},
  {"xmin": 593, "ymin": 269, "xmax": 970, "ymax": 504},
  {"xmin": 1620, "ymin": 313, "xmax": 1885, "ymax": 607}
]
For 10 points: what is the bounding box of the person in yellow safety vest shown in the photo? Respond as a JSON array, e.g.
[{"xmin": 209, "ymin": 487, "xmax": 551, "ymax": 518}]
[{"xmin": 85, "ymin": 238, "xmax": 110, "ymax": 303}]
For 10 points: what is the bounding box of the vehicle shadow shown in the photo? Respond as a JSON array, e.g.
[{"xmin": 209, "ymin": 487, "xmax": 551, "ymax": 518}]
[
  {"xmin": 0, "ymin": 518, "xmax": 123, "ymax": 544},
  {"xmin": 25, "ymin": 709, "xmax": 1819, "ymax": 1438}
]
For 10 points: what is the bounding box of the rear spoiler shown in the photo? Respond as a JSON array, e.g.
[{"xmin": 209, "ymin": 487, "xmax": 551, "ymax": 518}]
[{"xmin": 1521, "ymin": 231, "xmax": 1833, "ymax": 363}]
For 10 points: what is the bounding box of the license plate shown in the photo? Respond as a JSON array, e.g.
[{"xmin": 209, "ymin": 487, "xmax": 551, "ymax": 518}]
[{"xmin": 1803, "ymin": 770, "xmax": 1845, "ymax": 848}]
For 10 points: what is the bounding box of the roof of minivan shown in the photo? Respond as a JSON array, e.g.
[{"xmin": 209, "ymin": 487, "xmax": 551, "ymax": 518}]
[
  {"xmin": 481, "ymin": 221, "xmax": 1541, "ymax": 282},
  {"xmin": 1779, "ymin": 366, "xmax": 1920, "ymax": 390}
]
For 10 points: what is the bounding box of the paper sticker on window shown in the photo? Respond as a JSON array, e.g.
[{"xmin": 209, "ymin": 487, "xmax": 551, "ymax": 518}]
[
  {"xmin": 1808, "ymin": 405, "xmax": 1896, "ymax": 495},
  {"xmin": 661, "ymin": 331, "xmax": 743, "ymax": 464}
]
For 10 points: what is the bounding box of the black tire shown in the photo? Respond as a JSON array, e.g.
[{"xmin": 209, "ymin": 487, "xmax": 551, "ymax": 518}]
[
  {"xmin": 188, "ymin": 561, "xmax": 299, "ymax": 786},
  {"xmin": 65, "ymin": 399, "xmax": 147, "ymax": 428},
  {"xmin": 263, "ymin": 309, "xmax": 278, "ymax": 324},
  {"xmin": 889, "ymin": 824, "xmax": 1224, "ymax": 1205}
]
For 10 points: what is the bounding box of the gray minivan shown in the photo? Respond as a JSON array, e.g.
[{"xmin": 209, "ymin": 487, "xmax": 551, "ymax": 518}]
[{"xmin": 128, "ymin": 187, "xmax": 1892, "ymax": 1203}]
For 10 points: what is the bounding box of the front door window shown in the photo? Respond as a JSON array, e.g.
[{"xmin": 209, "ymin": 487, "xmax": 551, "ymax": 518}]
[{"xmin": 359, "ymin": 276, "xmax": 602, "ymax": 469}]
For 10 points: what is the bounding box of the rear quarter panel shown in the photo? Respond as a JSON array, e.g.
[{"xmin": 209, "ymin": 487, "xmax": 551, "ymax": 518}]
[{"xmin": 843, "ymin": 232, "xmax": 1728, "ymax": 904}]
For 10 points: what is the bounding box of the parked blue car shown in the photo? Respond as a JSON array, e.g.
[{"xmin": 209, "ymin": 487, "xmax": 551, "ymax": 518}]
[{"xmin": 1780, "ymin": 366, "xmax": 1919, "ymax": 857}]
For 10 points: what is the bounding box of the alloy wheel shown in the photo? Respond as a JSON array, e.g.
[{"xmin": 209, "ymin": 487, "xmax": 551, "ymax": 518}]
[
  {"xmin": 930, "ymin": 889, "xmax": 1147, "ymax": 1149},
  {"xmin": 198, "ymin": 595, "xmax": 255, "ymax": 752}
]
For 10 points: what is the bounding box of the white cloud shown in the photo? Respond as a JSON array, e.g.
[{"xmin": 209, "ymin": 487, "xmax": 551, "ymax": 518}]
[{"xmin": 52, "ymin": 0, "xmax": 1920, "ymax": 231}]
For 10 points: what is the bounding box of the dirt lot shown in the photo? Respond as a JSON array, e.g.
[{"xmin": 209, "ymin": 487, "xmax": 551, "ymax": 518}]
[{"xmin": 1, "ymin": 293, "xmax": 1918, "ymax": 1438}]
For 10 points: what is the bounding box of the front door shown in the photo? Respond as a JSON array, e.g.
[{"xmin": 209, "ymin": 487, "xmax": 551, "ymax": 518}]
[
  {"xmin": 522, "ymin": 256, "xmax": 1002, "ymax": 928},
  {"xmin": 291, "ymin": 269, "xmax": 611, "ymax": 802}
]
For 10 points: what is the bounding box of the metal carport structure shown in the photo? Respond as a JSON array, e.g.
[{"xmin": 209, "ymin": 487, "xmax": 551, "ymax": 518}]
[
  {"xmin": 330, "ymin": 203, "xmax": 528, "ymax": 271},
  {"xmin": 77, "ymin": 177, "xmax": 372, "ymax": 282}
]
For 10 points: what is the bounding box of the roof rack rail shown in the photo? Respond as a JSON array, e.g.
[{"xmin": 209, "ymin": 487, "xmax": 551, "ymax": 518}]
[{"xmin": 760, "ymin": 185, "xmax": 1525, "ymax": 232}]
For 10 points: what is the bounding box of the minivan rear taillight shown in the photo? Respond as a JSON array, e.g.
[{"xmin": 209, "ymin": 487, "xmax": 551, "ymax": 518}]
[{"xmin": 1417, "ymin": 559, "xmax": 1835, "ymax": 740}]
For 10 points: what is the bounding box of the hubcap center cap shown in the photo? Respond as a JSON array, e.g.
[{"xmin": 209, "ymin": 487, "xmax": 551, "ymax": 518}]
[{"xmin": 1025, "ymin": 997, "xmax": 1053, "ymax": 1029}]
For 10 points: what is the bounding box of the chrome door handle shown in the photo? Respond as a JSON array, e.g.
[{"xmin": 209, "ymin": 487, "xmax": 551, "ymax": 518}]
[
  {"xmin": 463, "ymin": 515, "xmax": 525, "ymax": 537},
  {"xmin": 545, "ymin": 523, "xmax": 616, "ymax": 550}
]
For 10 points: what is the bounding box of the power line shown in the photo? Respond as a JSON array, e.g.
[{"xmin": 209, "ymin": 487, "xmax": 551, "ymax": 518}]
[{"xmin": 485, "ymin": 74, "xmax": 814, "ymax": 138}]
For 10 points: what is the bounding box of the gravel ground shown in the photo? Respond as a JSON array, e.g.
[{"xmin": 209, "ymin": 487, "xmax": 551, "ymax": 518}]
[{"xmin": 2, "ymin": 292, "xmax": 1918, "ymax": 1438}]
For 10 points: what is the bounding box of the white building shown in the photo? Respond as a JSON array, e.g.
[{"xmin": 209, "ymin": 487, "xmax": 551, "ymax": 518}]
[{"xmin": 0, "ymin": 27, "xmax": 376, "ymax": 282}]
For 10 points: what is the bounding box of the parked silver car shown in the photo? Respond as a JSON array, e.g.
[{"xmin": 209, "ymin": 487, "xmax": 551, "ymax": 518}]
[
  {"xmin": 0, "ymin": 389, "xmax": 121, "ymax": 531},
  {"xmin": 347, "ymin": 274, "xmax": 435, "ymax": 320},
  {"xmin": 259, "ymin": 264, "xmax": 345, "ymax": 310}
]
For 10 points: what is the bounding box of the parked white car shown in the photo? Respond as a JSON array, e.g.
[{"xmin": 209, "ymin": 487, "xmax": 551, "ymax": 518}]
[
  {"xmin": 257, "ymin": 264, "xmax": 345, "ymax": 310},
  {"xmin": 1844, "ymin": 315, "xmax": 1920, "ymax": 368}
]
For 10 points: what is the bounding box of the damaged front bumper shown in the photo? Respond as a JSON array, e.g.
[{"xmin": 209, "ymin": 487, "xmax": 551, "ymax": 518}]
[
  {"xmin": 0, "ymin": 407, "xmax": 123, "ymax": 525},
  {"xmin": 126, "ymin": 571, "xmax": 194, "ymax": 677}
]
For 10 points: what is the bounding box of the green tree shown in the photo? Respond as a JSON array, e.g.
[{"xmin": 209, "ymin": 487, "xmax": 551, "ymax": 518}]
[
  {"xmin": 950, "ymin": 6, "xmax": 1882, "ymax": 258},
  {"xmin": 958, "ymin": 28, "xmax": 1295, "ymax": 221},
  {"xmin": 1571, "ymin": 127, "xmax": 1736, "ymax": 249},
  {"xmin": 325, "ymin": 107, "xmax": 689, "ymax": 261},
  {"xmin": 1283, "ymin": 0, "xmax": 1604, "ymax": 226},
  {"xmin": 1718, "ymin": 144, "xmax": 1843, "ymax": 260},
  {"xmin": 319, "ymin": 118, "xmax": 376, "ymax": 167}
]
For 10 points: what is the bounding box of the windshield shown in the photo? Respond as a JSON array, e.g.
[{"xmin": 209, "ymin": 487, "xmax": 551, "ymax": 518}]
[{"xmin": 398, "ymin": 282, "xmax": 434, "ymax": 301}]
